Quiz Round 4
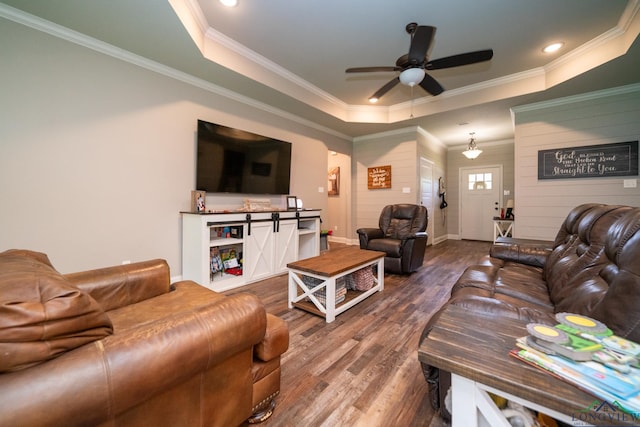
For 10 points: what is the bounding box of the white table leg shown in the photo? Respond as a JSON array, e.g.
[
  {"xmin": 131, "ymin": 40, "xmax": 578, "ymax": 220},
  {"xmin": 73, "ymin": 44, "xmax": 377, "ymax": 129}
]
[
  {"xmin": 451, "ymin": 374, "xmax": 511, "ymax": 427},
  {"xmin": 326, "ymin": 277, "xmax": 336, "ymax": 323},
  {"xmin": 376, "ymin": 258, "xmax": 384, "ymax": 291},
  {"xmin": 287, "ymin": 271, "xmax": 295, "ymax": 309}
]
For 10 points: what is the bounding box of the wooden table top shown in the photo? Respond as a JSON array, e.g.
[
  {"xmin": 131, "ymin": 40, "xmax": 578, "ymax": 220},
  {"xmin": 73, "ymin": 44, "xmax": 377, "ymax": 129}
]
[
  {"xmin": 287, "ymin": 246, "xmax": 385, "ymax": 277},
  {"xmin": 418, "ymin": 304, "xmax": 636, "ymax": 426}
]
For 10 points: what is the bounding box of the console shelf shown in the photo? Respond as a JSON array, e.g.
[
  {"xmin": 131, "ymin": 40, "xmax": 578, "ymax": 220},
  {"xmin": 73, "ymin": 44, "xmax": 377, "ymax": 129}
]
[{"xmin": 182, "ymin": 209, "xmax": 320, "ymax": 292}]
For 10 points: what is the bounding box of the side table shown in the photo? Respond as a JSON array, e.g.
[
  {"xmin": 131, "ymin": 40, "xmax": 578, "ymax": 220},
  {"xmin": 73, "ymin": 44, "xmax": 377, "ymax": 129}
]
[{"xmin": 493, "ymin": 218, "xmax": 514, "ymax": 242}]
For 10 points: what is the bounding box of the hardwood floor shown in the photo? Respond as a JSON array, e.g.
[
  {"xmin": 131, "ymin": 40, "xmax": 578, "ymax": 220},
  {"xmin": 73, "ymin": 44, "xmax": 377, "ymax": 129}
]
[{"xmin": 227, "ymin": 239, "xmax": 492, "ymax": 427}]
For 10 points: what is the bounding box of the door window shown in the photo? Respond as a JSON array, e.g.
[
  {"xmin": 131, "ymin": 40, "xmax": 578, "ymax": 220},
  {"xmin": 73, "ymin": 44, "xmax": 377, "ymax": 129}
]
[{"xmin": 468, "ymin": 173, "xmax": 493, "ymax": 190}]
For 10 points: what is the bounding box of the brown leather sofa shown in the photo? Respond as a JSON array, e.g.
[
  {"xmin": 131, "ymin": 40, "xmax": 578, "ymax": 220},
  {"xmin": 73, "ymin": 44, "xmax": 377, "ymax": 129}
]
[
  {"xmin": 419, "ymin": 203, "xmax": 640, "ymax": 417},
  {"xmin": 0, "ymin": 249, "xmax": 289, "ymax": 426},
  {"xmin": 357, "ymin": 204, "xmax": 428, "ymax": 274}
]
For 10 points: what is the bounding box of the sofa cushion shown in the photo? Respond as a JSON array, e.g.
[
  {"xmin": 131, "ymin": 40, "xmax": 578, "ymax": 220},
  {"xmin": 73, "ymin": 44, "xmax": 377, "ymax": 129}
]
[{"xmin": 0, "ymin": 249, "xmax": 113, "ymax": 372}]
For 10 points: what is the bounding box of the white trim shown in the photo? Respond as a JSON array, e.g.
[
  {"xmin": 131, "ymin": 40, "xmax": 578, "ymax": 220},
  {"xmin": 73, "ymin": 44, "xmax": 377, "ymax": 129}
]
[
  {"xmin": 204, "ymin": 26, "xmax": 348, "ymax": 111},
  {"xmin": 0, "ymin": 3, "xmax": 353, "ymax": 143},
  {"xmin": 512, "ymin": 83, "xmax": 640, "ymax": 113}
]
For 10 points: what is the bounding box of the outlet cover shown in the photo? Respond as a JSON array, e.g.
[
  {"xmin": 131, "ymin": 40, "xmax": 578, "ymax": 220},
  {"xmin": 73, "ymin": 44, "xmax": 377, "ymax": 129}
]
[{"xmin": 624, "ymin": 179, "xmax": 637, "ymax": 188}]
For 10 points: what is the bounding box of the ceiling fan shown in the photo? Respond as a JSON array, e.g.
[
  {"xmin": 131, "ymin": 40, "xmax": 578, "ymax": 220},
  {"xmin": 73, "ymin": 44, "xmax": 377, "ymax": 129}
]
[{"xmin": 346, "ymin": 23, "xmax": 494, "ymax": 102}]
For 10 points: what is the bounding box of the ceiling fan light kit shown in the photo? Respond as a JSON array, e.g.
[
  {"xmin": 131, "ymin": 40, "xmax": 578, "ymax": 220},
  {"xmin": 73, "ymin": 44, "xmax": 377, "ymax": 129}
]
[
  {"xmin": 399, "ymin": 68, "xmax": 425, "ymax": 86},
  {"xmin": 462, "ymin": 132, "xmax": 482, "ymax": 159},
  {"xmin": 345, "ymin": 22, "xmax": 493, "ymax": 101}
]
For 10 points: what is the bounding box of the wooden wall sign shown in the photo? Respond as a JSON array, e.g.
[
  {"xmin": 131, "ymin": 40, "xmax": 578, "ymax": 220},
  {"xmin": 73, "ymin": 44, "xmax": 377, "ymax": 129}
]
[
  {"xmin": 538, "ymin": 141, "xmax": 638, "ymax": 180},
  {"xmin": 368, "ymin": 165, "xmax": 392, "ymax": 189}
]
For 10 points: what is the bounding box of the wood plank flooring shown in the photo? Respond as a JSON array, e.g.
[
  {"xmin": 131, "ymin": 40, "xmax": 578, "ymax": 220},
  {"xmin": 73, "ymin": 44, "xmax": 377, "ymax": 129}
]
[{"xmin": 227, "ymin": 239, "xmax": 492, "ymax": 427}]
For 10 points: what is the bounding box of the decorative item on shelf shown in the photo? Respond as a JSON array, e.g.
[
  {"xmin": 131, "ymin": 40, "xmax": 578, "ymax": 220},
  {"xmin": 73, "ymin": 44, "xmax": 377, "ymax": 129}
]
[
  {"xmin": 505, "ymin": 199, "xmax": 514, "ymax": 219},
  {"xmin": 191, "ymin": 190, "xmax": 206, "ymax": 213},
  {"xmin": 462, "ymin": 132, "xmax": 482, "ymax": 160},
  {"xmin": 244, "ymin": 198, "xmax": 272, "ymax": 211},
  {"xmin": 286, "ymin": 196, "xmax": 297, "ymax": 211},
  {"xmin": 210, "ymin": 247, "xmax": 223, "ymax": 280}
]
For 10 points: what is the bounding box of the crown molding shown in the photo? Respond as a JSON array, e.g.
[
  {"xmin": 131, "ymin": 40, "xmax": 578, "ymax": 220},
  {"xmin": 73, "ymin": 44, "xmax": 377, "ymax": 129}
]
[
  {"xmin": 0, "ymin": 2, "xmax": 352, "ymax": 142},
  {"xmin": 170, "ymin": 0, "xmax": 639, "ymax": 125},
  {"xmin": 511, "ymin": 83, "xmax": 640, "ymax": 113}
]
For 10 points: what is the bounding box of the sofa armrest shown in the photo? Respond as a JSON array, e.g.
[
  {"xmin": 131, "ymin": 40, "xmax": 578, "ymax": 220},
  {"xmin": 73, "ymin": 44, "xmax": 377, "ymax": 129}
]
[
  {"xmin": 64, "ymin": 259, "xmax": 171, "ymax": 312},
  {"xmin": 404, "ymin": 231, "xmax": 427, "ymax": 241},
  {"xmin": 255, "ymin": 313, "xmax": 289, "ymax": 362},
  {"xmin": 0, "ymin": 292, "xmax": 266, "ymax": 426},
  {"xmin": 489, "ymin": 238, "xmax": 554, "ymax": 268}
]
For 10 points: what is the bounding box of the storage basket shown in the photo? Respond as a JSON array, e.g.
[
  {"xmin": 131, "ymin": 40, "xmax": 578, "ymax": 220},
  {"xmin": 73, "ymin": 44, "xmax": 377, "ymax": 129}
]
[
  {"xmin": 302, "ymin": 275, "xmax": 347, "ymax": 305},
  {"xmin": 345, "ymin": 266, "xmax": 376, "ymax": 291}
]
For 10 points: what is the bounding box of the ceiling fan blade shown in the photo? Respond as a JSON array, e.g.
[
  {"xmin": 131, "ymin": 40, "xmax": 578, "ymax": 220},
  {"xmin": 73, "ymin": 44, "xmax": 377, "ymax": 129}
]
[
  {"xmin": 370, "ymin": 77, "xmax": 400, "ymax": 100},
  {"xmin": 346, "ymin": 66, "xmax": 401, "ymax": 73},
  {"xmin": 419, "ymin": 73, "xmax": 444, "ymax": 96},
  {"xmin": 426, "ymin": 49, "xmax": 494, "ymax": 70},
  {"xmin": 408, "ymin": 26, "xmax": 435, "ymax": 65}
]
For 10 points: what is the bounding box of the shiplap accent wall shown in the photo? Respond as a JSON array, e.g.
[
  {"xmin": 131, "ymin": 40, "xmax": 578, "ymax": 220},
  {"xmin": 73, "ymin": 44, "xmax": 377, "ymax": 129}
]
[
  {"xmin": 512, "ymin": 84, "xmax": 640, "ymax": 240},
  {"xmin": 353, "ymin": 129, "xmax": 419, "ymax": 240}
]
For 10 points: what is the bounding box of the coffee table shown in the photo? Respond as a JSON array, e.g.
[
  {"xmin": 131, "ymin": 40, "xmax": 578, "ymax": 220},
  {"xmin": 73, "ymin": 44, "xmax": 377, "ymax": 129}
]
[{"xmin": 287, "ymin": 246, "xmax": 385, "ymax": 323}]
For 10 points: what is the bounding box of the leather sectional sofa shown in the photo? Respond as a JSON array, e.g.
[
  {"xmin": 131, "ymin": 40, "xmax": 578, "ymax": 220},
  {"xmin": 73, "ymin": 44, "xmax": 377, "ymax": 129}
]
[
  {"xmin": 0, "ymin": 249, "xmax": 289, "ymax": 426},
  {"xmin": 419, "ymin": 203, "xmax": 640, "ymax": 416}
]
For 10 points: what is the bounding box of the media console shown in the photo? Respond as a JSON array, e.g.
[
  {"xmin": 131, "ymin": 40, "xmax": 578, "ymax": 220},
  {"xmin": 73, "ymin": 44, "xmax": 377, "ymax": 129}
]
[{"xmin": 181, "ymin": 209, "xmax": 321, "ymax": 292}]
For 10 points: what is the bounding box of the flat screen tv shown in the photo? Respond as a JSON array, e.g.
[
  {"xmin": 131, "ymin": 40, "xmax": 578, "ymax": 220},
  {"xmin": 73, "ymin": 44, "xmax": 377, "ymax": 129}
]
[{"xmin": 196, "ymin": 120, "xmax": 292, "ymax": 195}]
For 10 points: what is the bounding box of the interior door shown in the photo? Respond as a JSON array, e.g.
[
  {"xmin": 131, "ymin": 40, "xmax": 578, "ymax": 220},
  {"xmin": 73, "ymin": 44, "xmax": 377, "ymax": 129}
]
[
  {"xmin": 460, "ymin": 166, "xmax": 502, "ymax": 241},
  {"xmin": 419, "ymin": 158, "xmax": 434, "ymax": 245}
]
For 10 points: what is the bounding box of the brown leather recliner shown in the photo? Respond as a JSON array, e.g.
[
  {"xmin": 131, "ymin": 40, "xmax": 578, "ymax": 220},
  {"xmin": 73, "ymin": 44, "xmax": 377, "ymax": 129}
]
[
  {"xmin": 357, "ymin": 204, "xmax": 428, "ymax": 274},
  {"xmin": 0, "ymin": 249, "xmax": 289, "ymax": 426}
]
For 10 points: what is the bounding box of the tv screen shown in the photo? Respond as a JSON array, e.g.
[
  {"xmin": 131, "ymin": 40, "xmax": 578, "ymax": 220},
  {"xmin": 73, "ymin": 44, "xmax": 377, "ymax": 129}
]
[{"xmin": 196, "ymin": 120, "xmax": 292, "ymax": 195}]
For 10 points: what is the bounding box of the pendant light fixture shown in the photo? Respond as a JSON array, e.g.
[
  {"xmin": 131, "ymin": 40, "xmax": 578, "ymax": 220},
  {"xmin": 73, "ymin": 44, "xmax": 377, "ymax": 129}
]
[{"xmin": 462, "ymin": 132, "xmax": 482, "ymax": 160}]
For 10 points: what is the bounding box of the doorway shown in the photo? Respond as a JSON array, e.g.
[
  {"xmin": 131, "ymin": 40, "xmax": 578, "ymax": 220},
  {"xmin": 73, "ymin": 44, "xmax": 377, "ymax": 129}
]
[
  {"xmin": 459, "ymin": 166, "xmax": 502, "ymax": 241},
  {"xmin": 419, "ymin": 157, "xmax": 435, "ymax": 245}
]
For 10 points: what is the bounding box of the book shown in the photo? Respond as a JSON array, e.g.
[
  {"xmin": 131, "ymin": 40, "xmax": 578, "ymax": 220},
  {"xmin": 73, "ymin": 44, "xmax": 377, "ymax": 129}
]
[{"xmin": 512, "ymin": 338, "xmax": 640, "ymax": 413}]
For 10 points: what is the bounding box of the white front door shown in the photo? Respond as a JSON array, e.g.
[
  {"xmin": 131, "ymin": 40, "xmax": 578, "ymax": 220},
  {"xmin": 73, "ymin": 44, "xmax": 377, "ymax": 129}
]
[
  {"xmin": 419, "ymin": 157, "xmax": 434, "ymax": 245},
  {"xmin": 460, "ymin": 166, "xmax": 502, "ymax": 241}
]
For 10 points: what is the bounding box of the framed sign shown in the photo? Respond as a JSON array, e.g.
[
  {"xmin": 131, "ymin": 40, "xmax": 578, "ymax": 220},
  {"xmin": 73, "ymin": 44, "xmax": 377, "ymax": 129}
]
[
  {"xmin": 328, "ymin": 166, "xmax": 340, "ymax": 196},
  {"xmin": 286, "ymin": 196, "xmax": 297, "ymax": 210},
  {"xmin": 368, "ymin": 165, "xmax": 392, "ymax": 189},
  {"xmin": 538, "ymin": 141, "xmax": 638, "ymax": 180}
]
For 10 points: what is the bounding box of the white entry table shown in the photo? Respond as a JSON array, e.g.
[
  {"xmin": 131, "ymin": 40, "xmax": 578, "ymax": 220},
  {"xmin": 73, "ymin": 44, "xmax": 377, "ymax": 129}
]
[{"xmin": 493, "ymin": 218, "xmax": 514, "ymax": 242}]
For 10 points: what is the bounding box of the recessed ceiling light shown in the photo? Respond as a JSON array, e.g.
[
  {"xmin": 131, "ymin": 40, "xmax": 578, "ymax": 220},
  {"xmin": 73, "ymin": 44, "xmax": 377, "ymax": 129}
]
[
  {"xmin": 543, "ymin": 42, "xmax": 564, "ymax": 53},
  {"xmin": 369, "ymin": 97, "xmax": 378, "ymax": 103},
  {"xmin": 220, "ymin": 0, "xmax": 238, "ymax": 7}
]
